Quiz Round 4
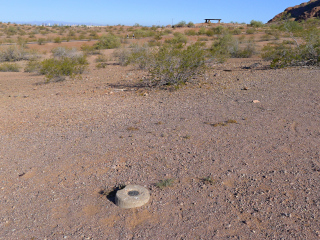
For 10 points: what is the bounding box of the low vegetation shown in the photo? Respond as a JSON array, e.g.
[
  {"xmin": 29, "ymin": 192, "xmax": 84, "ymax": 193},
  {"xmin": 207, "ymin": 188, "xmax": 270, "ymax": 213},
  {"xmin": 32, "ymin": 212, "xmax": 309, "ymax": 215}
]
[{"xmin": 0, "ymin": 18, "xmax": 319, "ymax": 85}]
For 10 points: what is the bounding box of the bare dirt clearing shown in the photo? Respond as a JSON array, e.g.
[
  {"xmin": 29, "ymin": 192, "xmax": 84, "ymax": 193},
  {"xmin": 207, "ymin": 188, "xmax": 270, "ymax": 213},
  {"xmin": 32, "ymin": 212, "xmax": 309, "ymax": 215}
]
[{"xmin": 1, "ymin": 58, "xmax": 320, "ymax": 239}]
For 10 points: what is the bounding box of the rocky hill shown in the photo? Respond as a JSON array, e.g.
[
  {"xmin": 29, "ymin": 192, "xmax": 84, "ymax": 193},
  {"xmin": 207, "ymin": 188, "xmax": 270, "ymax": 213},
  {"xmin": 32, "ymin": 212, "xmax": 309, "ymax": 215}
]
[{"xmin": 268, "ymin": 0, "xmax": 320, "ymax": 22}]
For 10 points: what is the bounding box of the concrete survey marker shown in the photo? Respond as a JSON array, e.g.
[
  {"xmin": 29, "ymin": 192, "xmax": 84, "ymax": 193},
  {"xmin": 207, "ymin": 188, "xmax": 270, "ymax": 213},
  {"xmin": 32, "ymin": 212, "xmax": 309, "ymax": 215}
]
[{"xmin": 115, "ymin": 185, "xmax": 150, "ymax": 209}]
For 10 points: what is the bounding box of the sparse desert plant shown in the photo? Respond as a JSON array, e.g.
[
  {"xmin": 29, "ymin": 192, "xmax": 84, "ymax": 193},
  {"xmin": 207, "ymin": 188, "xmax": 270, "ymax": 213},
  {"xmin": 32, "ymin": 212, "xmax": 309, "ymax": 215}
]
[
  {"xmin": 246, "ymin": 28, "xmax": 255, "ymax": 34},
  {"xmin": 249, "ymin": 20, "xmax": 264, "ymax": 28},
  {"xmin": 198, "ymin": 27, "xmax": 206, "ymax": 35},
  {"xmin": 146, "ymin": 43, "xmax": 206, "ymax": 86},
  {"xmin": 210, "ymin": 34, "xmax": 236, "ymax": 62},
  {"xmin": 124, "ymin": 44, "xmax": 152, "ymax": 69},
  {"xmin": 0, "ymin": 62, "xmax": 20, "ymax": 72},
  {"xmin": 94, "ymin": 34, "xmax": 121, "ymax": 49},
  {"xmin": 232, "ymin": 28, "xmax": 242, "ymax": 35},
  {"xmin": 213, "ymin": 26, "xmax": 225, "ymax": 35},
  {"xmin": 95, "ymin": 54, "xmax": 108, "ymax": 63},
  {"xmin": 156, "ymin": 179, "xmax": 174, "ymax": 189},
  {"xmin": 262, "ymin": 28, "xmax": 320, "ymax": 68},
  {"xmin": 201, "ymin": 176, "xmax": 216, "ymax": 185},
  {"xmin": 175, "ymin": 21, "xmax": 186, "ymax": 28},
  {"xmin": 0, "ymin": 46, "xmax": 28, "ymax": 62},
  {"xmin": 187, "ymin": 21, "xmax": 195, "ymax": 28},
  {"xmin": 37, "ymin": 38, "xmax": 46, "ymax": 45},
  {"xmin": 52, "ymin": 47, "xmax": 82, "ymax": 59},
  {"xmin": 24, "ymin": 60, "xmax": 41, "ymax": 73},
  {"xmin": 38, "ymin": 49, "xmax": 88, "ymax": 82},
  {"xmin": 165, "ymin": 32, "xmax": 188, "ymax": 45},
  {"xmin": 185, "ymin": 29, "xmax": 197, "ymax": 36},
  {"xmin": 54, "ymin": 37, "xmax": 62, "ymax": 43}
]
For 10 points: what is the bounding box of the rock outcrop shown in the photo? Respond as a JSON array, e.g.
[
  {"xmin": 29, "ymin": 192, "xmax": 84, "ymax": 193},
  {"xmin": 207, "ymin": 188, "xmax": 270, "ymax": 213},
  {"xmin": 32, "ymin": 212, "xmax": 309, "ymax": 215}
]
[{"xmin": 268, "ymin": 0, "xmax": 320, "ymax": 22}]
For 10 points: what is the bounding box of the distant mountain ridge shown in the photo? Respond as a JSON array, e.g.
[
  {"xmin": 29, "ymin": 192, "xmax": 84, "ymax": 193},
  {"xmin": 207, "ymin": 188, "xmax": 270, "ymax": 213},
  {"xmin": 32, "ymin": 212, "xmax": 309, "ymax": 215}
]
[
  {"xmin": 268, "ymin": 0, "xmax": 320, "ymax": 22},
  {"xmin": 14, "ymin": 20, "xmax": 104, "ymax": 26}
]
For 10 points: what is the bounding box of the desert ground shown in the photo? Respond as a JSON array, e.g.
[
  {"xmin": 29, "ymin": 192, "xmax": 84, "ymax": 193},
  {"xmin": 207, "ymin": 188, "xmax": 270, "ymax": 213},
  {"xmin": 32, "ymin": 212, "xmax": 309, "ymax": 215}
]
[{"xmin": 0, "ymin": 23, "xmax": 320, "ymax": 239}]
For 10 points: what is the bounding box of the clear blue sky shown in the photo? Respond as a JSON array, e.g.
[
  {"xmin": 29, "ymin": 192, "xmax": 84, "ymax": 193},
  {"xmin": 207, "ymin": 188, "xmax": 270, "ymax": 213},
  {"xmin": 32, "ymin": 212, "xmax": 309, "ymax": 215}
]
[{"xmin": 0, "ymin": 0, "xmax": 305, "ymax": 26}]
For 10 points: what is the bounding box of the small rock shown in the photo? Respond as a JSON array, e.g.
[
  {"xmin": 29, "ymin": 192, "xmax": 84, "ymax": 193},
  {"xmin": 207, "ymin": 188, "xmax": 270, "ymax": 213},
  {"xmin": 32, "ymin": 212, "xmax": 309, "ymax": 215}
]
[{"xmin": 253, "ymin": 100, "xmax": 260, "ymax": 103}]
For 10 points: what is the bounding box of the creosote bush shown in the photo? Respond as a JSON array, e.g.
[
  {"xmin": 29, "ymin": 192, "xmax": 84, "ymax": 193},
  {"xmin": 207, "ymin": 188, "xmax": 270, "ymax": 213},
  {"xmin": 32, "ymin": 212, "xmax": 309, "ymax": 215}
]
[
  {"xmin": 210, "ymin": 34, "xmax": 255, "ymax": 62},
  {"xmin": 262, "ymin": 27, "xmax": 320, "ymax": 68},
  {"xmin": 30, "ymin": 47, "xmax": 88, "ymax": 82},
  {"xmin": 148, "ymin": 43, "xmax": 206, "ymax": 86},
  {"xmin": 94, "ymin": 34, "xmax": 121, "ymax": 49},
  {"xmin": 124, "ymin": 43, "xmax": 206, "ymax": 87},
  {"xmin": 0, "ymin": 46, "xmax": 27, "ymax": 62},
  {"xmin": 0, "ymin": 62, "xmax": 20, "ymax": 72}
]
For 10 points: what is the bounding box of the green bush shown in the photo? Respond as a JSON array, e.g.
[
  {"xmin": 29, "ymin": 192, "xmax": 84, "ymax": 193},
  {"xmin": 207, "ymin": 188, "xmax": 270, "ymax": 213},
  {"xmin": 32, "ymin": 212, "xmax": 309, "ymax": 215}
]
[
  {"xmin": 147, "ymin": 43, "xmax": 206, "ymax": 86},
  {"xmin": 38, "ymin": 50, "xmax": 88, "ymax": 82},
  {"xmin": 37, "ymin": 38, "xmax": 46, "ymax": 45},
  {"xmin": 210, "ymin": 34, "xmax": 254, "ymax": 61},
  {"xmin": 24, "ymin": 60, "xmax": 41, "ymax": 73},
  {"xmin": 175, "ymin": 21, "xmax": 186, "ymax": 28},
  {"xmin": 54, "ymin": 37, "xmax": 62, "ymax": 43},
  {"xmin": 249, "ymin": 20, "xmax": 264, "ymax": 28},
  {"xmin": 0, "ymin": 62, "xmax": 20, "ymax": 72},
  {"xmin": 132, "ymin": 29, "xmax": 155, "ymax": 38},
  {"xmin": 165, "ymin": 32, "xmax": 187, "ymax": 45},
  {"xmin": 246, "ymin": 28, "xmax": 255, "ymax": 34},
  {"xmin": 232, "ymin": 28, "xmax": 242, "ymax": 35},
  {"xmin": 187, "ymin": 21, "xmax": 195, "ymax": 28},
  {"xmin": 262, "ymin": 30, "xmax": 320, "ymax": 68},
  {"xmin": 94, "ymin": 34, "xmax": 121, "ymax": 49},
  {"xmin": 210, "ymin": 34, "xmax": 236, "ymax": 62},
  {"xmin": 123, "ymin": 44, "xmax": 152, "ymax": 69},
  {"xmin": 185, "ymin": 29, "xmax": 197, "ymax": 36},
  {"xmin": 198, "ymin": 27, "xmax": 206, "ymax": 35},
  {"xmin": 213, "ymin": 26, "xmax": 225, "ymax": 34}
]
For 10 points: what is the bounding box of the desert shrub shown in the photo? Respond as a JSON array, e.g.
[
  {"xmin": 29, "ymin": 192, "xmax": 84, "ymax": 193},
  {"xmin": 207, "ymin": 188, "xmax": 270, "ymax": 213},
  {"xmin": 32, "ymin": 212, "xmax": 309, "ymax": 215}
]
[
  {"xmin": 198, "ymin": 27, "xmax": 206, "ymax": 35},
  {"xmin": 148, "ymin": 39, "xmax": 161, "ymax": 47},
  {"xmin": 282, "ymin": 40, "xmax": 295, "ymax": 45},
  {"xmin": 95, "ymin": 54, "xmax": 108, "ymax": 62},
  {"xmin": 37, "ymin": 38, "xmax": 46, "ymax": 45},
  {"xmin": 260, "ymin": 34, "xmax": 271, "ymax": 41},
  {"xmin": 112, "ymin": 47, "xmax": 132, "ymax": 66},
  {"xmin": 0, "ymin": 46, "xmax": 28, "ymax": 62},
  {"xmin": 232, "ymin": 42, "xmax": 255, "ymax": 58},
  {"xmin": 185, "ymin": 29, "xmax": 197, "ymax": 36},
  {"xmin": 123, "ymin": 44, "xmax": 152, "ymax": 69},
  {"xmin": 52, "ymin": 47, "xmax": 82, "ymax": 59},
  {"xmin": 54, "ymin": 37, "xmax": 62, "ymax": 43},
  {"xmin": 197, "ymin": 37, "xmax": 209, "ymax": 41},
  {"xmin": 206, "ymin": 29, "xmax": 215, "ymax": 36},
  {"xmin": 175, "ymin": 21, "xmax": 186, "ymax": 28},
  {"xmin": 24, "ymin": 60, "xmax": 41, "ymax": 73},
  {"xmin": 163, "ymin": 29, "xmax": 172, "ymax": 35},
  {"xmin": 246, "ymin": 28, "xmax": 255, "ymax": 34},
  {"xmin": 94, "ymin": 34, "xmax": 121, "ymax": 49},
  {"xmin": 262, "ymin": 27, "xmax": 320, "ymax": 68},
  {"xmin": 210, "ymin": 34, "xmax": 236, "ymax": 62},
  {"xmin": 39, "ymin": 56, "xmax": 88, "ymax": 82},
  {"xmin": 80, "ymin": 44, "xmax": 100, "ymax": 55},
  {"xmin": 210, "ymin": 34, "xmax": 254, "ymax": 61},
  {"xmin": 133, "ymin": 29, "xmax": 155, "ymax": 38},
  {"xmin": 213, "ymin": 26, "xmax": 225, "ymax": 35},
  {"xmin": 146, "ymin": 43, "xmax": 206, "ymax": 86},
  {"xmin": 250, "ymin": 20, "xmax": 264, "ymax": 28},
  {"xmin": 0, "ymin": 62, "xmax": 20, "ymax": 72},
  {"xmin": 165, "ymin": 32, "xmax": 187, "ymax": 45},
  {"xmin": 187, "ymin": 21, "xmax": 195, "ymax": 28},
  {"xmin": 232, "ymin": 28, "xmax": 242, "ymax": 35}
]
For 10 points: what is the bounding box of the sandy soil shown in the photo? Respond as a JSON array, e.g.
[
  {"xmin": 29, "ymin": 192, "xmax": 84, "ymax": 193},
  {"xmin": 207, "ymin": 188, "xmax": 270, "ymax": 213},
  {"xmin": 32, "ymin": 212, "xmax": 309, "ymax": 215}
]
[{"xmin": 0, "ymin": 57, "xmax": 320, "ymax": 239}]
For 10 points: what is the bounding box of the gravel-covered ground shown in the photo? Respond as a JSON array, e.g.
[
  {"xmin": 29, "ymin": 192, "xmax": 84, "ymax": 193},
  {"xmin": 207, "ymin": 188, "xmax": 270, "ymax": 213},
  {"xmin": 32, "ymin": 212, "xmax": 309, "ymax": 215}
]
[{"xmin": 0, "ymin": 59, "xmax": 319, "ymax": 239}]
